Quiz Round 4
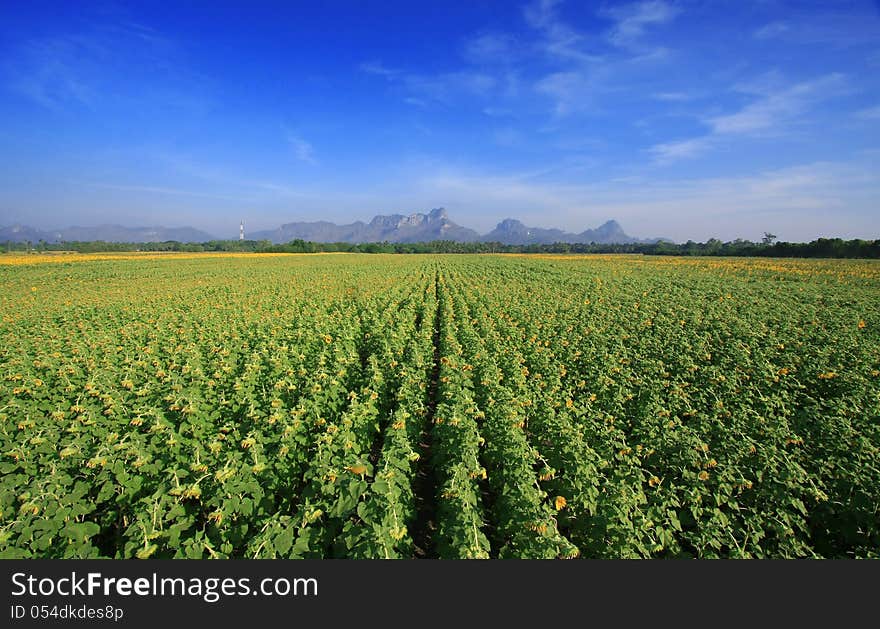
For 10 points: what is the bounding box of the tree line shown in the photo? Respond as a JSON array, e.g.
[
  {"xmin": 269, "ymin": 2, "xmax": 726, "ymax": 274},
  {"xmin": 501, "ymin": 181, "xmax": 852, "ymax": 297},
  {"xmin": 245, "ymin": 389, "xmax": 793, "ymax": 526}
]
[{"xmin": 6, "ymin": 236, "xmax": 879, "ymax": 258}]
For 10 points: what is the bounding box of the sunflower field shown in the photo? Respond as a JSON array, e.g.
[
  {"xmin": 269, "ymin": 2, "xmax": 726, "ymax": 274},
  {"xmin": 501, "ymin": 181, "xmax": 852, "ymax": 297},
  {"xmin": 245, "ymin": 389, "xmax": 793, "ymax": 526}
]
[{"xmin": 1, "ymin": 252, "xmax": 877, "ymax": 558}]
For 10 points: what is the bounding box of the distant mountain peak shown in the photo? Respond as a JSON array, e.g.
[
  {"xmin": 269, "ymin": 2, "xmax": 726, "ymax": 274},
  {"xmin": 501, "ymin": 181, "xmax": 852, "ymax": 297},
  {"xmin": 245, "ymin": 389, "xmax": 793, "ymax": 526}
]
[
  {"xmin": 483, "ymin": 216, "xmax": 643, "ymax": 245},
  {"xmin": 250, "ymin": 208, "xmax": 480, "ymax": 244}
]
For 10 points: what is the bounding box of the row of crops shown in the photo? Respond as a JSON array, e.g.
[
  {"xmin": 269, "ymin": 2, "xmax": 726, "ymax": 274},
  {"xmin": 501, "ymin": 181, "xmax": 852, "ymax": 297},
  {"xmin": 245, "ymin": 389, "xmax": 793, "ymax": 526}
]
[{"xmin": 1, "ymin": 253, "xmax": 878, "ymax": 557}]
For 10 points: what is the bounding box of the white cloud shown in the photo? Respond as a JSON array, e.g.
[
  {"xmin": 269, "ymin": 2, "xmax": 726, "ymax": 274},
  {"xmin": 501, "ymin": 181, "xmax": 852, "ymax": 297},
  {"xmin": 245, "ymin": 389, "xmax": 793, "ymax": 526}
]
[
  {"xmin": 463, "ymin": 32, "xmax": 520, "ymax": 65},
  {"xmin": 79, "ymin": 181, "xmax": 253, "ymax": 202},
  {"xmin": 359, "ymin": 61, "xmax": 399, "ymax": 78},
  {"xmin": 648, "ymin": 137, "xmax": 711, "ymax": 164},
  {"xmin": 652, "ymin": 91, "xmax": 694, "ymax": 102},
  {"xmin": 403, "ymin": 71, "xmax": 498, "ymax": 104},
  {"xmin": 5, "ymin": 24, "xmax": 203, "ymax": 112},
  {"xmin": 482, "ymin": 106, "xmax": 515, "ymax": 117},
  {"xmin": 751, "ymin": 12, "xmax": 880, "ymax": 47},
  {"xmin": 360, "ymin": 55, "xmax": 498, "ymax": 106},
  {"xmin": 524, "ymin": 0, "xmax": 597, "ymax": 64},
  {"xmin": 362, "ymin": 1, "xmax": 677, "ymax": 119},
  {"xmin": 854, "ymin": 105, "xmax": 880, "ymax": 120},
  {"xmin": 650, "ymin": 73, "xmax": 850, "ymax": 164},
  {"xmin": 524, "ymin": 0, "xmax": 563, "ymax": 30},
  {"xmin": 522, "ymin": 0, "xmax": 677, "ymax": 116},
  {"xmin": 753, "ymin": 21, "xmax": 790, "ymax": 40},
  {"xmin": 708, "ymin": 73, "xmax": 848, "ymax": 135},
  {"xmin": 601, "ymin": 1, "xmax": 679, "ymax": 49},
  {"xmin": 287, "ymin": 134, "xmax": 316, "ymax": 164},
  {"xmin": 535, "ymin": 71, "xmax": 599, "ymax": 115},
  {"xmin": 7, "ymin": 37, "xmax": 101, "ymax": 109},
  {"xmin": 493, "ymin": 127, "xmax": 524, "ymax": 147}
]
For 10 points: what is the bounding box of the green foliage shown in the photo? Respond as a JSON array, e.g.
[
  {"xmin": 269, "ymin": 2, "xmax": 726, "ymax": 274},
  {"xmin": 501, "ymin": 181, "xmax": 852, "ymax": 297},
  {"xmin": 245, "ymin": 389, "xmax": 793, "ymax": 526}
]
[
  {"xmin": 0, "ymin": 253, "xmax": 877, "ymax": 558},
  {"xmin": 6, "ymin": 235, "xmax": 879, "ymax": 258}
]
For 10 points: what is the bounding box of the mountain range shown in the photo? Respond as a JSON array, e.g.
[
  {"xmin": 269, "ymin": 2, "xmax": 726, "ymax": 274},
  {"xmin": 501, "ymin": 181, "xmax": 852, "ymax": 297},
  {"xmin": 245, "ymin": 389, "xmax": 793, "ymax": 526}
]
[
  {"xmin": 0, "ymin": 224, "xmax": 214, "ymax": 244},
  {"xmin": 480, "ymin": 217, "xmax": 638, "ymax": 245},
  {"xmin": 1, "ymin": 208, "xmax": 656, "ymax": 245},
  {"xmin": 249, "ymin": 208, "xmax": 482, "ymax": 244}
]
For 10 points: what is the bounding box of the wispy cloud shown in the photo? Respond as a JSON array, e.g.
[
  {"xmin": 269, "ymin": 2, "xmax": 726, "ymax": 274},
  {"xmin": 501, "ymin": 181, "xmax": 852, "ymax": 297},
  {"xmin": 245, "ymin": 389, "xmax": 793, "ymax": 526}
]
[
  {"xmin": 648, "ymin": 137, "xmax": 710, "ymax": 164},
  {"xmin": 601, "ymin": 1, "xmax": 679, "ymax": 49},
  {"xmin": 854, "ymin": 105, "xmax": 880, "ymax": 120},
  {"xmin": 151, "ymin": 151, "xmax": 314, "ymax": 197},
  {"xmin": 6, "ymin": 36, "xmax": 101, "ymax": 109},
  {"xmin": 524, "ymin": 0, "xmax": 598, "ymax": 64},
  {"xmin": 360, "ymin": 57, "xmax": 498, "ymax": 107},
  {"xmin": 652, "ymin": 91, "xmax": 695, "ymax": 102},
  {"xmin": 522, "ymin": 0, "xmax": 679, "ymax": 116},
  {"xmin": 247, "ymin": 181, "xmax": 312, "ymax": 197},
  {"xmin": 752, "ymin": 12, "xmax": 880, "ymax": 47},
  {"xmin": 362, "ymin": 1, "xmax": 680, "ymax": 118},
  {"xmin": 404, "ymin": 72, "xmax": 498, "ymax": 104},
  {"xmin": 753, "ymin": 21, "xmax": 790, "ymax": 40},
  {"xmin": 463, "ymin": 32, "xmax": 521, "ymax": 65},
  {"xmin": 708, "ymin": 73, "xmax": 848, "ymax": 135},
  {"xmin": 359, "ymin": 61, "xmax": 400, "ymax": 79},
  {"xmin": 78, "ymin": 181, "xmax": 253, "ymax": 202},
  {"xmin": 523, "ymin": 0, "xmax": 562, "ymax": 31},
  {"xmin": 286, "ymin": 133, "xmax": 316, "ymax": 164},
  {"xmin": 482, "ymin": 106, "xmax": 515, "ymax": 117},
  {"xmin": 4, "ymin": 22, "xmax": 208, "ymax": 113},
  {"xmin": 649, "ymin": 73, "xmax": 851, "ymax": 163},
  {"xmin": 493, "ymin": 127, "xmax": 524, "ymax": 147},
  {"xmin": 535, "ymin": 70, "xmax": 600, "ymax": 116}
]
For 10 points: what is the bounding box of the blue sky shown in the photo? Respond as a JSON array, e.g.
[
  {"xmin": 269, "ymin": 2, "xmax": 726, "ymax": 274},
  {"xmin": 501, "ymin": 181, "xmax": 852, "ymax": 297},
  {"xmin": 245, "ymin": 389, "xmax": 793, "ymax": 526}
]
[{"xmin": 1, "ymin": 0, "xmax": 878, "ymax": 242}]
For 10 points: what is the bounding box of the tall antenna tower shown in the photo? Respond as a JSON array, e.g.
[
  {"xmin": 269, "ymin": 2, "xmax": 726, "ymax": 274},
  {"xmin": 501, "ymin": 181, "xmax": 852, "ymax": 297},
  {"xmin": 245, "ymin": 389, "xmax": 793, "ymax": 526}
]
[{"xmin": 239, "ymin": 220, "xmax": 245, "ymax": 241}]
